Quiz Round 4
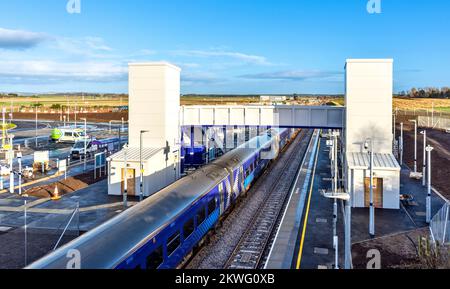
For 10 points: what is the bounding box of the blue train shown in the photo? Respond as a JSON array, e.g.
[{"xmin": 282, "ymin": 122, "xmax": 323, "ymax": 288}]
[{"xmin": 27, "ymin": 128, "xmax": 296, "ymax": 269}]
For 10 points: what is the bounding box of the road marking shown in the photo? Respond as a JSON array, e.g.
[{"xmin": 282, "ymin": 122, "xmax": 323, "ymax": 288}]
[
  {"xmin": 316, "ymin": 218, "xmax": 328, "ymax": 223},
  {"xmin": 296, "ymin": 135, "xmax": 321, "ymax": 269},
  {"xmin": 314, "ymin": 248, "xmax": 329, "ymax": 255}
]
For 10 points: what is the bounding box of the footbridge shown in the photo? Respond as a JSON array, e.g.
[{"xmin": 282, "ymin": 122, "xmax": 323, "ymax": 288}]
[{"xmin": 180, "ymin": 105, "xmax": 345, "ymax": 129}]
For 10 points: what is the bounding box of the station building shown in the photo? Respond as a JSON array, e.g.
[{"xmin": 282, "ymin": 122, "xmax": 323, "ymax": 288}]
[
  {"xmin": 108, "ymin": 59, "xmax": 402, "ymax": 210},
  {"xmin": 343, "ymin": 59, "xmax": 401, "ymax": 209},
  {"xmin": 107, "ymin": 62, "xmax": 181, "ymax": 197}
]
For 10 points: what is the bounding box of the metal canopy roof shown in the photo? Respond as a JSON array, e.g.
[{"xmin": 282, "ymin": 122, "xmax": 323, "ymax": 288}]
[
  {"xmin": 110, "ymin": 147, "xmax": 164, "ymax": 162},
  {"xmin": 346, "ymin": 152, "xmax": 400, "ymax": 171}
]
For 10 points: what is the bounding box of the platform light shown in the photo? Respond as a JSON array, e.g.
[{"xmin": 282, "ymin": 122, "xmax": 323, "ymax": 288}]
[
  {"xmin": 140, "ymin": 130, "xmax": 149, "ymax": 202},
  {"xmin": 409, "ymin": 119, "xmax": 418, "ymax": 173},
  {"xmin": 426, "ymin": 145, "xmax": 434, "ymax": 224},
  {"xmin": 365, "ymin": 138, "xmax": 375, "ymax": 237},
  {"xmin": 420, "ymin": 130, "xmax": 427, "ymax": 187}
]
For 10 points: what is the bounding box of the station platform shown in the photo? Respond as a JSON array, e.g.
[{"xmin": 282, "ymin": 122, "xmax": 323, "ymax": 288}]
[
  {"xmin": 266, "ymin": 130, "xmax": 448, "ymax": 269},
  {"xmin": 265, "ymin": 130, "xmax": 321, "ymax": 269}
]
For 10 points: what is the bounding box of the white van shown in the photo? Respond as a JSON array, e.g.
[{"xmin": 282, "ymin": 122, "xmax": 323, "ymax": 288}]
[{"xmin": 51, "ymin": 128, "xmax": 87, "ymax": 144}]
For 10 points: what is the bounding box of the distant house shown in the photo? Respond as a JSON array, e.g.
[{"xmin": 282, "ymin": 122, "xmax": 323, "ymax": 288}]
[{"xmin": 260, "ymin": 95, "xmax": 287, "ymax": 103}]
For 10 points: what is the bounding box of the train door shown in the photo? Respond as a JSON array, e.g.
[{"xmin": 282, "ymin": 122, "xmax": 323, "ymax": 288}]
[
  {"xmin": 239, "ymin": 166, "xmax": 244, "ymax": 194},
  {"xmin": 218, "ymin": 182, "xmax": 225, "ymax": 214},
  {"xmin": 364, "ymin": 177, "xmax": 384, "ymax": 208},
  {"xmin": 121, "ymin": 168, "xmax": 136, "ymax": 196}
]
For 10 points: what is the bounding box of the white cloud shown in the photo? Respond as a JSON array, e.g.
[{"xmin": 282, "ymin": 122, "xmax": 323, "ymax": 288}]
[
  {"xmin": 173, "ymin": 49, "xmax": 273, "ymax": 66},
  {"xmin": 240, "ymin": 70, "xmax": 342, "ymax": 81},
  {"xmin": 0, "ymin": 60, "xmax": 127, "ymax": 83},
  {"xmin": 52, "ymin": 36, "xmax": 115, "ymax": 58},
  {"xmin": 0, "ymin": 27, "xmax": 47, "ymax": 50}
]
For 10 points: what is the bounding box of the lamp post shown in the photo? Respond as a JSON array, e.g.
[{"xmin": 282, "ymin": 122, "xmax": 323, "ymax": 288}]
[
  {"xmin": 426, "ymin": 145, "xmax": 434, "ymax": 224},
  {"xmin": 409, "ymin": 120, "xmax": 417, "ymax": 173},
  {"xmin": 139, "ymin": 130, "xmax": 149, "ymax": 202},
  {"xmin": 35, "ymin": 105, "xmax": 38, "ymax": 147},
  {"xmin": 17, "ymin": 151, "xmax": 22, "ymax": 196},
  {"xmin": 400, "ymin": 123, "xmax": 404, "ymax": 165},
  {"xmin": 365, "ymin": 138, "xmax": 375, "ymax": 237},
  {"xmin": 8, "ymin": 135, "xmax": 14, "ymax": 194},
  {"xmin": 123, "ymin": 144, "xmax": 128, "ymax": 209},
  {"xmin": 420, "ymin": 130, "xmax": 427, "ymax": 187},
  {"xmin": 80, "ymin": 118, "xmax": 87, "ymax": 171}
]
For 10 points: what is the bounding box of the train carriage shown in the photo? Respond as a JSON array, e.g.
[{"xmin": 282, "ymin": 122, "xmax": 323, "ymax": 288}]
[{"xmin": 27, "ymin": 128, "xmax": 295, "ymax": 270}]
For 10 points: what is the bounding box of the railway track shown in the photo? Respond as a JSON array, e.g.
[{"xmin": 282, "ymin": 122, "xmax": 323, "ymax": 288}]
[{"xmin": 224, "ymin": 129, "xmax": 313, "ymax": 269}]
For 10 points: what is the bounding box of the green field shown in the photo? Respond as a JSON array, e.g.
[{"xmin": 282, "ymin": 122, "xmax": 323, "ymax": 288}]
[{"xmin": 0, "ymin": 94, "xmax": 128, "ymax": 110}]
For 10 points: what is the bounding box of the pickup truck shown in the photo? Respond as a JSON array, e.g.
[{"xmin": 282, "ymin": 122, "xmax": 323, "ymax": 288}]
[{"xmin": 70, "ymin": 140, "xmax": 98, "ymax": 160}]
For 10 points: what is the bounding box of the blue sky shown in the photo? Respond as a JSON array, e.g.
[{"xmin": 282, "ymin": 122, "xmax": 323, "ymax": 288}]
[{"xmin": 0, "ymin": 0, "xmax": 449, "ymax": 94}]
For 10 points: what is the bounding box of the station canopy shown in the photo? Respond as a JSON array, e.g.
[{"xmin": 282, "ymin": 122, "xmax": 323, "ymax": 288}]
[
  {"xmin": 346, "ymin": 152, "xmax": 400, "ymax": 171},
  {"xmin": 109, "ymin": 147, "xmax": 164, "ymax": 162}
]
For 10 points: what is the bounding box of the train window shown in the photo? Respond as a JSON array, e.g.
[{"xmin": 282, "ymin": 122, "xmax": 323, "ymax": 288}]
[
  {"xmin": 196, "ymin": 208, "xmax": 206, "ymax": 225},
  {"xmin": 167, "ymin": 232, "xmax": 181, "ymax": 256},
  {"xmin": 183, "ymin": 218, "xmax": 195, "ymax": 238},
  {"xmin": 208, "ymin": 199, "xmax": 217, "ymax": 215},
  {"xmin": 246, "ymin": 167, "xmax": 251, "ymax": 177},
  {"xmin": 146, "ymin": 246, "xmax": 163, "ymax": 269}
]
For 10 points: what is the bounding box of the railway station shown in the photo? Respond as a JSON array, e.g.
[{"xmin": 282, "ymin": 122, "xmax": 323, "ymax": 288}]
[
  {"xmin": 17, "ymin": 57, "xmax": 416, "ymax": 270},
  {"xmin": 0, "ymin": 60, "xmax": 447, "ymax": 270}
]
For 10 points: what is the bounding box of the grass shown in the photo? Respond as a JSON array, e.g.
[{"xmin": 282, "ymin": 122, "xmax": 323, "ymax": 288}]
[
  {"xmin": 1, "ymin": 94, "xmax": 446, "ymax": 110},
  {"xmin": 435, "ymin": 107, "xmax": 450, "ymax": 113},
  {"xmin": 0, "ymin": 95, "xmax": 128, "ymax": 110}
]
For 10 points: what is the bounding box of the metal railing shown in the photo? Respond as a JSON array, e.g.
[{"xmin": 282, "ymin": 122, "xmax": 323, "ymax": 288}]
[{"xmin": 430, "ymin": 201, "xmax": 450, "ymax": 246}]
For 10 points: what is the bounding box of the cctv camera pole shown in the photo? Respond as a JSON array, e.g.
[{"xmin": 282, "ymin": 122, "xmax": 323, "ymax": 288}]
[
  {"xmin": 18, "ymin": 152, "xmax": 22, "ymax": 196},
  {"xmin": 139, "ymin": 131, "xmax": 149, "ymax": 202},
  {"xmin": 35, "ymin": 106, "xmax": 38, "ymax": 147},
  {"xmin": 426, "ymin": 146, "xmax": 434, "ymax": 224},
  {"xmin": 410, "ymin": 120, "xmax": 417, "ymax": 173},
  {"xmin": 421, "ymin": 130, "xmax": 427, "ymax": 187},
  {"xmin": 123, "ymin": 145, "xmax": 128, "ymax": 209},
  {"xmin": 368, "ymin": 139, "xmax": 375, "ymax": 237},
  {"xmin": 400, "ymin": 123, "xmax": 404, "ymax": 165},
  {"xmin": 9, "ymin": 135, "xmax": 14, "ymax": 194},
  {"xmin": 333, "ymin": 133, "xmax": 338, "ymax": 239},
  {"xmin": 77, "ymin": 118, "xmax": 88, "ymax": 171}
]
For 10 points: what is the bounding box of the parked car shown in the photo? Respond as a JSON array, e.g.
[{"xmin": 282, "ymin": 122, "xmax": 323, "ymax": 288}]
[{"xmin": 51, "ymin": 127, "xmax": 88, "ymax": 144}]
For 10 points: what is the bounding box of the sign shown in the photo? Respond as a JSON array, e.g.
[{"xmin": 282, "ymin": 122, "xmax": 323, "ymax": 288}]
[
  {"xmin": 95, "ymin": 153, "xmax": 106, "ymax": 167},
  {"xmin": 34, "ymin": 151, "xmax": 49, "ymax": 164},
  {"xmin": 59, "ymin": 160, "xmax": 67, "ymax": 173},
  {"xmin": 94, "ymin": 152, "xmax": 107, "ymax": 179}
]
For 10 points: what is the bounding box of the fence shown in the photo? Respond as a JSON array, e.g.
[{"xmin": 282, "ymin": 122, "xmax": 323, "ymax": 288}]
[
  {"xmin": 395, "ymin": 109, "xmax": 450, "ymax": 130},
  {"xmin": 430, "ymin": 202, "xmax": 450, "ymax": 246},
  {"xmin": 0, "ymin": 199, "xmax": 80, "ymax": 268}
]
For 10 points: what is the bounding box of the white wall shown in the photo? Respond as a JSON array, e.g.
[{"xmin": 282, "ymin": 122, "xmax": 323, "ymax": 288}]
[
  {"xmin": 108, "ymin": 150, "xmax": 178, "ymax": 197},
  {"xmin": 345, "ymin": 59, "xmax": 393, "ymax": 154},
  {"xmin": 128, "ymin": 62, "xmax": 181, "ymax": 149},
  {"xmin": 350, "ymin": 168, "xmax": 400, "ymax": 210}
]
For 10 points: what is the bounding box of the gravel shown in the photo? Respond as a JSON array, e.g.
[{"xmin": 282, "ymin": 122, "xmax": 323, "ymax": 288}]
[{"xmin": 186, "ymin": 129, "xmax": 313, "ymax": 269}]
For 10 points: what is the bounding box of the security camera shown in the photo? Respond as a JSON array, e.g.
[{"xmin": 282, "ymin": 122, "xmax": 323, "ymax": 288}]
[{"xmin": 364, "ymin": 141, "xmax": 370, "ymax": 150}]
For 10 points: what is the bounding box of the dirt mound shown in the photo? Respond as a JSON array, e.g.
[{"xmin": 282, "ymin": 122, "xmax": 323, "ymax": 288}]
[{"xmin": 24, "ymin": 171, "xmax": 107, "ymax": 198}]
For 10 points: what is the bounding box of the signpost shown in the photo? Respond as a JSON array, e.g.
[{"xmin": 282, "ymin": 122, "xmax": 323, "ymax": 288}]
[
  {"xmin": 94, "ymin": 152, "xmax": 107, "ymax": 179},
  {"xmin": 59, "ymin": 159, "xmax": 68, "ymax": 180}
]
